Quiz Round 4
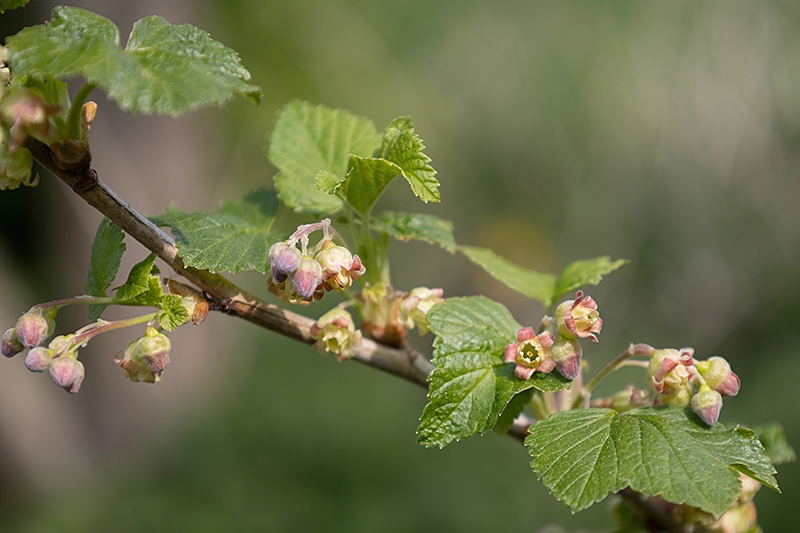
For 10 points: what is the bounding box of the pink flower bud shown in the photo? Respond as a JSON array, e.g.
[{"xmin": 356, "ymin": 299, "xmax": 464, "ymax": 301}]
[
  {"xmin": 398, "ymin": 287, "xmax": 444, "ymax": 335},
  {"xmin": 310, "ymin": 308, "xmax": 362, "ymax": 361},
  {"xmin": 315, "ymin": 241, "xmax": 366, "ymax": 292},
  {"xmin": 696, "ymin": 356, "xmax": 740, "ymax": 397},
  {"xmin": 15, "ymin": 311, "xmax": 54, "ymax": 349},
  {"xmin": 548, "ymin": 337, "xmax": 582, "ymax": 380},
  {"xmin": 25, "ymin": 347, "xmax": 54, "ymax": 372},
  {"xmin": 691, "ymin": 388, "xmax": 723, "ymax": 425},
  {"xmin": 137, "ymin": 326, "xmax": 171, "ymax": 373},
  {"xmin": 48, "ymin": 355, "xmax": 85, "ymax": 394},
  {"xmin": 504, "ymin": 327, "xmax": 556, "ymax": 380},
  {"xmin": 269, "ymin": 242, "xmax": 302, "ymax": 283},
  {"xmin": 2, "ymin": 328, "xmax": 24, "ymax": 357},
  {"xmin": 555, "ymin": 291, "xmax": 603, "ymax": 341},
  {"xmin": 289, "ymin": 257, "xmax": 323, "ymax": 299}
]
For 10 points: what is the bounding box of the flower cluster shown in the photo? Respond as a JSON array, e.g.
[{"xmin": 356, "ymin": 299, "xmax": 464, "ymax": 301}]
[
  {"xmin": 268, "ymin": 219, "xmax": 365, "ymax": 304},
  {"xmin": 647, "ymin": 348, "xmax": 740, "ymax": 425},
  {"xmin": 505, "ymin": 291, "xmax": 603, "ymax": 382}
]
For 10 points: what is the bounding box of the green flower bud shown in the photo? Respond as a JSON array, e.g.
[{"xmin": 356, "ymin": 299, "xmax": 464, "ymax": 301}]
[
  {"xmin": 695, "ymin": 356, "xmax": 740, "ymax": 397},
  {"xmin": 138, "ymin": 326, "xmax": 171, "ymax": 373},
  {"xmin": 691, "ymin": 387, "xmax": 723, "ymax": 425},
  {"xmin": 549, "ymin": 337, "xmax": 582, "ymax": 380}
]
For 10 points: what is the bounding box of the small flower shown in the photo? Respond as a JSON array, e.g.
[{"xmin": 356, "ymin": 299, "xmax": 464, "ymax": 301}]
[
  {"xmin": 2, "ymin": 327, "xmax": 24, "ymax": 358},
  {"xmin": 25, "ymin": 347, "xmax": 54, "ymax": 372},
  {"xmin": 691, "ymin": 387, "xmax": 723, "ymax": 425},
  {"xmin": 398, "ymin": 287, "xmax": 444, "ymax": 335},
  {"xmin": 48, "ymin": 354, "xmax": 85, "ymax": 394},
  {"xmin": 315, "ymin": 240, "xmax": 366, "ymax": 291},
  {"xmin": 1, "ymin": 88, "xmax": 62, "ymax": 150},
  {"xmin": 269, "ymin": 241, "xmax": 302, "ymax": 283},
  {"xmin": 504, "ymin": 327, "xmax": 556, "ymax": 380},
  {"xmin": 549, "ymin": 337, "xmax": 582, "ymax": 380},
  {"xmin": 289, "ymin": 256, "xmax": 324, "ymax": 300},
  {"xmin": 647, "ymin": 348, "xmax": 695, "ymax": 396},
  {"xmin": 695, "ymin": 356, "xmax": 740, "ymax": 397},
  {"xmin": 0, "ymin": 142, "xmax": 34, "ymax": 190},
  {"xmin": 14, "ymin": 308, "xmax": 56, "ymax": 349},
  {"xmin": 555, "ymin": 291, "xmax": 603, "ymax": 341},
  {"xmin": 114, "ymin": 327, "xmax": 171, "ymax": 383},
  {"xmin": 310, "ymin": 308, "xmax": 362, "ymax": 361}
]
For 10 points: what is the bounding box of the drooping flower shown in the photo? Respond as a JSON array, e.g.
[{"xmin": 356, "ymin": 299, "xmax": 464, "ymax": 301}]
[
  {"xmin": 549, "ymin": 337, "xmax": 582, "ymax": 380},
  {"xmin": 310, "ymin": 308, "xmax": 362, "ymax": 361},
  {"xmin": 48, "ymin": 354, "xmax": 85, "ymax": 394},
  {"xmin": 315, "ymin": 240, "xmax": 366, "ymax": 292},
  {"xmin": 114, "ymin": 327, "xmax": 171, "ymax": 383},
  {"xmin": 269, "ymin": 241, "xmax": 302, "ymax": 283},
  {"xmin": 647, "ymin": 348, "xmax": 695, "ymax": 396},
  {"xmin": 504, "ymin": 327, "xmax": 556, "ymax": 380},
  {"xmin": 555, "ymin": 291, "xmax": 603, "ymax": 341},
  {"xmin": 691, "ymin": 387, "xmax": 723, "ymax": 425},
  {"xmin": 398, "ymin": 287, "xmax": 444, "ymax": 335}
]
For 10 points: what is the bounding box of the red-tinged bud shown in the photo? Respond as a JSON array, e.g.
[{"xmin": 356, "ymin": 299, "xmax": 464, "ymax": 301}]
[
  {"xmin": 696, "ymin": 356, "xmax": 740, "ymax": 397},
  {"xmin": 2, "ymin": 328, "xmax": 24, "ymax": 357},
  {"xmin": 310, "ymin": 308, "xmax": 362, "ymax": 361},
  {"xmin": 115, "ymin": 335, "xmax": 160, "ymax": 384},
  {"xmin": 555, "ymin": 291, "xmax": 603, "ymax": 342},
  {"xmin": 398, "ymin": 287, "xmax": 444, "ymax": 335},
  {"xmin": 25, "ymin": 347, "xmax": 54, "ymax": 372},
  {"xmin": 289, "ymin": 257, "xmax": 323, "ymax": 299},
  {"xmin": 15, "ymin": 310, "xmax": 55, "ymax": 349},
  {"xmin": 138, "ymin": 326, "xmax": 171, "ymax": 373},
  {"xmin": 549, "ymin": 337, "xmax": 582, "ymax": 380},
  {"xmin": 647, "ymin": 348, "xmax": 695, "ymax": 395},
  {"xmin": 691, "ymin": 387, "xmax": 723, "ymax": 425},
  {"xmin": 504, "ymin": 327, "xmax": 556, "ymax": 380},
  {"xmin": 269, "ymin": 242, "xmax": 302, "ymax": 283},
  {"xmin": 48, "ymin": 354, "xmax": 85, "ymax": 394},
  {"xmin": 315, "ymin": 240, "xmax": 366, "ymax": 292}
]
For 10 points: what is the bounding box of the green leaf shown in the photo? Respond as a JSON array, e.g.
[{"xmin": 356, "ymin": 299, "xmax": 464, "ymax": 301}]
[
  {"xmin": 378, "ymin": 117, "xmax": 440, "ymax": 203},
  {"xmin": 267, "ymin": 100, "xmax": 381, "ymax": 215},
  {"xmin": 374, "ymin": 211, "xmax": 456, "ymax": 253},
  {"xmin": 754, "ymin": 423, "xmax": 796, "ymax": 465},
  {"xmin": 417, "ymin": 296, "xmax": 569, "ymax": 448},
  {"xmin": 459, "ymin": 245, "xmax": 556, "ymax": 305},
  {"xmin": 6, "ymin": 6, "xmax": 262, "ymax": 116},
  {"xmin": 128, "ymin": 275, "xmax": 166, "ymax": 307},
  {"xmin": 0, "ymin": 0, "xmax": 29, "ymax": 14},
  {"xmin": 553, "ymin": 257, "xmax": 628, "ymax": 303},
  {"xmin": 150, "ymin": 188, "xmax": 281, "ymax": 274},
  {"xmin": 85, "ymin": 218, "xmax": 126, "ymax": 320},
  {"xmin": 494, "ymin": 389, "xmax": 533, "ymax": 436},
  {"xmin": 115, "ymin": 254, "xmax": 157, "ymax": 301},
  {"xmin": 158, "ymin": 294, "xmax": 189, "ymax": 331},
  {"xmin": 525, "ymin": 406, "xmax": 778, "ymax": 516},
  {"xmin": 337, "ymin": 156, "xmax": 402, "ymax": 214}
]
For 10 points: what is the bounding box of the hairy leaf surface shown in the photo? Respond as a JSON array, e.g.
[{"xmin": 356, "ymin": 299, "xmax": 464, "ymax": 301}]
[
  {"xmin": 6, "ymin": 7, "xmax": 262, "ymax": 115},
  {"xmin": 115, "ymin": 254, "xmax": 157, "ymax": 302},
  {"xmin": 337, "ymin": 156, "xmax": 402, "ymax": 214},
  {"xmin": 150, "ymin": 188, "xmax": 281, "ymax": 274},
  {"xmin": 268, "ymin": 100, "xmax": 381, "ymax": 214},
  {"xmin": 377, "ymin": 117, "xmax": 440, "ymax": 203},
  {"xmin": 374, "ymin": 211, "xmax": 456, "ymax": 252},
  {"xmin": 417, "ymin": 297, "xmax": 569, "ymax": 448},
  {"xmin": 525, "ymin": 406, "xmax": 778, "ymax": 516},
  {"xmin": 158, "ymin": 294, "xmax": 189, "ymax": 331},
  {"xmin": 85, "ymin": 218, "xmax": 126, "ymax": 320}
]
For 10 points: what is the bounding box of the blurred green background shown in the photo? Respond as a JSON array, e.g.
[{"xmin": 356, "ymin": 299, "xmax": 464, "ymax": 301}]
[{"xmin": 1, "ymin": 0, "xmax": 799, "ymax": 531}]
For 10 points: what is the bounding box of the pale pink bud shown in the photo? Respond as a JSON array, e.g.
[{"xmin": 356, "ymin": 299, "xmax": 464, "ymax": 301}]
[
  {"xmin": 398, "ymin": 287, "xmax": 444, "ymax": 335},
  {"xmin": 691, "ymin": 388, "xmax": 723, "ymax": 425},
  {"xmin": 48, "ymin": 355, "xmax": 85, "ymax": 394},
  {"xmin": 269, "ymin": 242, "xmax": 301, "ymax": 283},
  {"xmin": 548, "ymin": 337, "xmax": 582, "ymax": 380},
  {"xmin": 2, "ymin": 328, "xmax": 24, "ymax": 357},
  {"xmin": 25, "ymin": 347, "xmax": 54, "ymax": 372},
  {"xmin": 15, "ymin": 311, "xmax": 54, "ymax": 349},
  {"xmin": 504, "ymin": 327, "xmax": 556, "ymax": 380},
  {"xmin": 555, "ymin": 291, "xmax": 603, "ymax": 341},
  {"xmin": 289, "ymin": 257, "xmax": 323, "ymax": 299},
  {"xmin": 310, "ymin": 308, "xmax": 362, "ymax": 361},
  {"xmin": 696, "ymin": 356, "xmax": 740, "ymax": 397},
  {"xmin": 315, "ymin": 241, "xmax": 366, "ymax": 292}
]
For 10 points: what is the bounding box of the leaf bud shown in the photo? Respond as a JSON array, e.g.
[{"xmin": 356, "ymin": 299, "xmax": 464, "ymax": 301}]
[
  {"xmin": 398, "ymin": 287, "xmax": 444, "ymax": 335},
  {"xmin": 48, "ymin": 354, "xmax": 85, "ymax": 394},
  {"xmin": 504, "ymin": 327, "xmax": 556, "ymax": 380},
  {"xmin": 555, "ymin": 291, "xmax": 603, "ymax": 342},
  {"xmin": 289, "ymin": 256, "xmax": 323, "ymax": 299},
  {"xmin": 691, "ymin": 387, "xmax": 723, "ymax": 425},
  {"xmin": 310, "ymin": 308, "xmax": 362, "ymax": 361},
  {"xmin": 15, "ymin": 309, "xmax": 56, "ymax": 349},
  {"xmin": 25, "ymin": 347, "xmax": 54, "ymax": 372},
  {"xmin": 2, "ymin": 327, "xmax": 24, "ymax": 357},
  {"xmin": 269, "ymin": 241, "xmax": 302, "ymax": 283},
  {"xmin": 548, "ymin": 337, "xmax": 583, "ymax": 380},
  {"xmin": 695, "ymin": 356, "xmax": 740, "ymax": 397},
  {"xmin": 315, "ymin": 240, "xmax": 366, "ymax": 291}
]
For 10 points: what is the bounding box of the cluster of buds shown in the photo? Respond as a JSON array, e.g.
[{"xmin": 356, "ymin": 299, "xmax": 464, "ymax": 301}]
[
  {"xmin": 647, "ymin": 348, "xmax": 740, "ymax": 425},
  {"xmin": 505, "ymin": 291, "xmax": 603, "ymax": 382},
  {"xmin": 309, "ymin": 308, "xmax": 362, "ymax": 361},
  {"xmin": 268, "ymin": 219, "xmax": 365, "ymax": 304},
  {"xmin": 114, "ymin": 326, "xmax": 171, "ymax": 383}
]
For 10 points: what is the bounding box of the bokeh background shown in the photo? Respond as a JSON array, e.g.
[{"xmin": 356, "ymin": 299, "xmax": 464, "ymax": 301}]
[{"xmin": 1, "ymin": 0, "xmax": 799, "ymax": 531}]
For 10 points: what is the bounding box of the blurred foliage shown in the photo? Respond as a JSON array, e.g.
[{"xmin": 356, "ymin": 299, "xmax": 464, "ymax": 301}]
[{"xmin": 2, "ymin": 0, "xmax": 799, "ymax": 531}]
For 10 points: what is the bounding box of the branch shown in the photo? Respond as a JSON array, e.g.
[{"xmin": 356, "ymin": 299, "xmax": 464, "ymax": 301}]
[{"xmin": 24, "ymin": 136, "xmax": 692, "ymax": 532}]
